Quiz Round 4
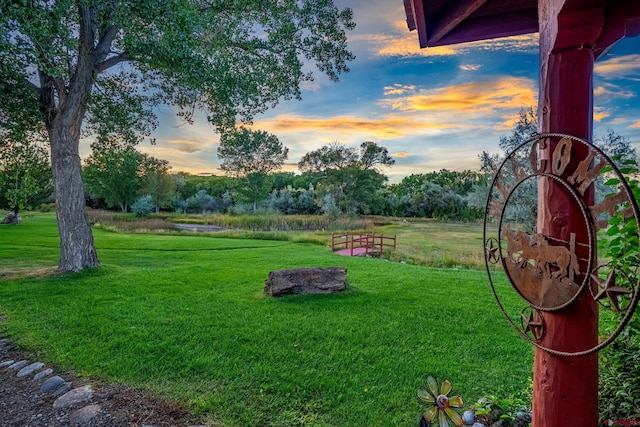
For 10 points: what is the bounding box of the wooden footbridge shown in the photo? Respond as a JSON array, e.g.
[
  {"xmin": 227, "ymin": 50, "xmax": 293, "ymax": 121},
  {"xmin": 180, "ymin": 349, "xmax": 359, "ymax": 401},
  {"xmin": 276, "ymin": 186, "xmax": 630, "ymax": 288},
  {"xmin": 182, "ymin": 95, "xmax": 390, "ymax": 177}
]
[{"xmin": 331, "ymin": 232, "xmax": 396, "ymax": 256}]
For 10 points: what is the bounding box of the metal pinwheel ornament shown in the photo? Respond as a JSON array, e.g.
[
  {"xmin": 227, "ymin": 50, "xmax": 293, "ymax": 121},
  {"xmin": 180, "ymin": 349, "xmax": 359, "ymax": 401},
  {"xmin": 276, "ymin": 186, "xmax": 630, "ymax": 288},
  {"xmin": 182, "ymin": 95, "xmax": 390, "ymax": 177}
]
[{"xmin": 417, "ymin": 376, "xmax": 464, "ymax": 427}]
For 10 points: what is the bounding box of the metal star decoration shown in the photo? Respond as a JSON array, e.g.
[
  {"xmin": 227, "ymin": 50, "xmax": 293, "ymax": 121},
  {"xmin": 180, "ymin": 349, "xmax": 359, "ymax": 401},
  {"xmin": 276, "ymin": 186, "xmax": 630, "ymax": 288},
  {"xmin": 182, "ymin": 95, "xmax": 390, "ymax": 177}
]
[
  {"xmin": 521, "ymin": 308, "xmax": 544, "ymax": 341},
  {"xmin": 485, "ymin": 238, "xmax": 500, "ymax": 264},
  {"xmin": 592, "ymin": 269, "xmax": 632, "ymax": 311}
]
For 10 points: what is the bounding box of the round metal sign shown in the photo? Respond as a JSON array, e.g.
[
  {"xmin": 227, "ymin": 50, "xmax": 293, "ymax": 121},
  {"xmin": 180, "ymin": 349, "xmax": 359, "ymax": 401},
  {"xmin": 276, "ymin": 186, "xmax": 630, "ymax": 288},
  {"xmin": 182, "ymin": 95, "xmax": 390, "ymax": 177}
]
[{"xmin": 484, "ymin": 133, "xmax": 640, "ymax": 356}]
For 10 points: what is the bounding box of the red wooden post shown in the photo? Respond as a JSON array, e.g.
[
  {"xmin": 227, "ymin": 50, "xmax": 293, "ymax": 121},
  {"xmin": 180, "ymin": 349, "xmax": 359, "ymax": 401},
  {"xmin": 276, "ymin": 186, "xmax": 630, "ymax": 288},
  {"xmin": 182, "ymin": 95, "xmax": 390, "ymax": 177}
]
[
  {"xmin": 350, "ymin": 232, "xmax": 354, "ymax": 256},
  {"xmin": 534, "ymin": 1, "xmax": 599, "ymax": 424},
  {"xmin": 403, "ymin": 1, "xmax": 640, "ymax": 426}
]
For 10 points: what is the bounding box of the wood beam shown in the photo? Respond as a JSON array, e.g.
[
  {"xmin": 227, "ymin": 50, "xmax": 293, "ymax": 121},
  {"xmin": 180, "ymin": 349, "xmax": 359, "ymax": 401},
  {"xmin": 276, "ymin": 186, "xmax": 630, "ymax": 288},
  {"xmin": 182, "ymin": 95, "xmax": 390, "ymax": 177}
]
[
  {"xmin": 594, "ymin": 0, "xmax": 640, "ymax": 59},
  {"xmin": 427, "ymin": 0, "xmax": 487, "ymax": 44},
  {"xmin": 406, "ymin": 0, "xmax": 428, "ymax": 48},
  {"xmin": 428, "ymin": 10, "xmax": 538, "ymax": 46},
  {"xmin": 404, "ymin": 0, "xmax": 417, "ymax": 31},
  {"xmin": 553, "ymin": 7, "xmax": 605, "ymax": 52}
]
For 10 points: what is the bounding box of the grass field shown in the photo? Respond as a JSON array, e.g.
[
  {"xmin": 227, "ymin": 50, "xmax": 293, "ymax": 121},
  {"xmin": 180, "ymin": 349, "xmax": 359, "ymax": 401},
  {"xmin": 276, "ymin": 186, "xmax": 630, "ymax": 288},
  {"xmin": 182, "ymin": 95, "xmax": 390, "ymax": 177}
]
[{"xmin": 0, "ymin": 213, "xmax": 532, "ymax": 426}]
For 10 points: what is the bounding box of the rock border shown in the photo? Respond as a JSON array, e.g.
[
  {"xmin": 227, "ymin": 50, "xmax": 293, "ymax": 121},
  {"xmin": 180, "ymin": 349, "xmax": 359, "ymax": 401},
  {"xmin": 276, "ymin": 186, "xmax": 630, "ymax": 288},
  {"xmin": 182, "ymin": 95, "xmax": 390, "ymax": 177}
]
[{"xmin": 0, "ymin": 336, "xmax": 209, "ymax": 427}]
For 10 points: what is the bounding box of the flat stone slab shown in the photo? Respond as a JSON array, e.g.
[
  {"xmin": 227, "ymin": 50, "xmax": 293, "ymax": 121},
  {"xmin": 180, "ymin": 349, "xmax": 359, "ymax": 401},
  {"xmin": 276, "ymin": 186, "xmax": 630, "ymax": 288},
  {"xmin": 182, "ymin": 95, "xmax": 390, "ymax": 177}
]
[
  {"xmin": 52, "ymin": 382, "xmax": 72, "ymax": 397},
  {"xmin": 33, "ymin": 368, "xmax": 54, "ymax": 381},
  {"xmin": 0, "ymin": 360, "xmax": 15, "ymax": 368},
  {"xmin": 8, "ymin": 360, "xmax": 29, "ymax": 370},
  {"xmin": 41, "ymin": 376, "xmax": 66, "ymax": 393},
  {"xmin": 17, "ymin": 362, "xmax": 45, "ymax": 377},
  {"xmin": 53, "ymin": 384, "xmax": 93, "ymax": 409},
  {"xmin": 70, "ymin": 404, "xmax": 101, "ymax": 425},
  {"xmin": 264, "ymin": 267, "xmax": 348, "ymax": 296}
]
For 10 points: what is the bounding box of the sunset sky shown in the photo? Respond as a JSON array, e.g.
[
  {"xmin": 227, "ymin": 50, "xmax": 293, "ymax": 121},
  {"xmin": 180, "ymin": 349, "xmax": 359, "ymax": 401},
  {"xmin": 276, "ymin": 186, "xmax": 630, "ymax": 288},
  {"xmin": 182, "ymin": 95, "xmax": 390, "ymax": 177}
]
[{"xmin": 128, "ymin": 0, "xmax": 640, "ymax": 183}]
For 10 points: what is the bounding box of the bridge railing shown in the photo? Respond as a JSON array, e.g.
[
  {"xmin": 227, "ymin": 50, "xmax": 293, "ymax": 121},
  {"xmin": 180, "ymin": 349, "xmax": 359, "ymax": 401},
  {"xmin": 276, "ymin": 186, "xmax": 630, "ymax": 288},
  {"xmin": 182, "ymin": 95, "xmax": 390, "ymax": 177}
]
[{"xmin": 331, "ymin": 232, "xmax": 396, "ymax": 256}]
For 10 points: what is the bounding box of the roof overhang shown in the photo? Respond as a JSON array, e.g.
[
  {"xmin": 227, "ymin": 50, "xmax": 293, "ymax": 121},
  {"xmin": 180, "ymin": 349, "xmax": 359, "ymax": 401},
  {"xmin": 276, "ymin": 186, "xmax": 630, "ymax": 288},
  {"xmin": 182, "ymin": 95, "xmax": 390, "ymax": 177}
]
[{"xmin": 404, "ymin": 0, "xmax": 640, "ymax": 58}]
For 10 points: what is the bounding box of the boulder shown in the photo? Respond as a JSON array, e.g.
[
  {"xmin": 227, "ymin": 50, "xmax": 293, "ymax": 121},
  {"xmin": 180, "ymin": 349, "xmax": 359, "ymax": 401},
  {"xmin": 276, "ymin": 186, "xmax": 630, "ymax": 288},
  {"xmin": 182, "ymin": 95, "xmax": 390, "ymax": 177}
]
[
  {"xmin": 264, "ymin": 267, "xmax": 347, "ymax": 296},
  {"xmin": 1, "ymin": 211, "xmax": 21, "ymax": 224}
]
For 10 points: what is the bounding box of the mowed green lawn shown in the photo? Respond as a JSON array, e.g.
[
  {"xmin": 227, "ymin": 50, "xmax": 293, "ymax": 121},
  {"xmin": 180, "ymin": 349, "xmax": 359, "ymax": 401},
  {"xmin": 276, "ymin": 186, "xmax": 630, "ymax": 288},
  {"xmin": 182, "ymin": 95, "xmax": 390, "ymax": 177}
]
[{"xmin": 0, "ymin": 214, "xmax": 532, "ymax": 426}]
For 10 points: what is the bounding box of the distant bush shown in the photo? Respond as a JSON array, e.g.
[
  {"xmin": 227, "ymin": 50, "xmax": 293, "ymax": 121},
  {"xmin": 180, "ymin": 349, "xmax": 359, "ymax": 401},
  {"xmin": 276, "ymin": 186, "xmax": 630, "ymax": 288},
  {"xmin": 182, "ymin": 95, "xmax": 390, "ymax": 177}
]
[
  {"xmin": 185, "ymin": 190, "xmax": 216, "ymax": 213},
  {"xmin": 170, "ymin": 196, "xmax": 187, "ymax": 213},
  {"xmin": 132, "ymin": 195, "xmax": 155, "ymax": 217},
  {"xmin": 39, "ymin": 203, "xmax": 56, "ymax": 213}
]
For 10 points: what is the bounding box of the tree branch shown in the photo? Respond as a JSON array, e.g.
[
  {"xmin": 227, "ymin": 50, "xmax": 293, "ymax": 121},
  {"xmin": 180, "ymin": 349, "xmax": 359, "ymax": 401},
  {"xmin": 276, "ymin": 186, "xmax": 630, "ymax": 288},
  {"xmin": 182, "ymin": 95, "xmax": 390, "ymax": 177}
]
[
  {"xmin": 23, "ymin": 77, "xmax": 41, "ymax": 94},
  {"xmin": 94, "ymin": 24, "xmax": 120, "ymax": 64},
  {"xmin": 95, "ymin": 52, "xmax": 131, "ymax": 73},
  {"xmin": 78, "ymin": 3, "xmax": 96, "ymax": 54}
]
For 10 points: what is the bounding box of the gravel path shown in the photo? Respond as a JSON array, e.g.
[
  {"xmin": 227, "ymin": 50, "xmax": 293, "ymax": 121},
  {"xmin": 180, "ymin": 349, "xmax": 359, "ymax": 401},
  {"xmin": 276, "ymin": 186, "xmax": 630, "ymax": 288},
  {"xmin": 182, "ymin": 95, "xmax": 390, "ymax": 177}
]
[{"xmin": 0, "ymin": 336, "xmax": 209, "ymax": 427}]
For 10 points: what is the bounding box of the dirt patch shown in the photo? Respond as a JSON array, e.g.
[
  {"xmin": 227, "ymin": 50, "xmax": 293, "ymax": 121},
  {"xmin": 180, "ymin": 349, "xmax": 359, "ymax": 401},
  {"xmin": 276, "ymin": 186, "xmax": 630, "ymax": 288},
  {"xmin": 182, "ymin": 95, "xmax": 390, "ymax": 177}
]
[{"xmin": 0, "ymin": 344, "xmax": 211, "ymax": 426}]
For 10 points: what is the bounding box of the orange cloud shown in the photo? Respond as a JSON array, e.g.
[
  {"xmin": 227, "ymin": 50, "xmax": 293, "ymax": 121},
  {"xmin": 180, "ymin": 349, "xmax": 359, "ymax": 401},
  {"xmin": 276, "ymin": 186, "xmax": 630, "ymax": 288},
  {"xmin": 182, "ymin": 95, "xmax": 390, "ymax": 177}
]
[
  {"xmin": 253, "ymin": 113, "xmax": 467, "ymax": 142},
  {"xmin": 631, "ymin": 121, "xmax": 640, "ymax": 129},
  {"xmin": 379, "ymin": 76, "xmax": 537, "ymax": 116},
  {"xmin": 393, "ymin": 152, "xmax": 410, "ymax": 158},
  {"xmin": 593, "ymin": 108, "xmax": 610, "ymax": 122}
]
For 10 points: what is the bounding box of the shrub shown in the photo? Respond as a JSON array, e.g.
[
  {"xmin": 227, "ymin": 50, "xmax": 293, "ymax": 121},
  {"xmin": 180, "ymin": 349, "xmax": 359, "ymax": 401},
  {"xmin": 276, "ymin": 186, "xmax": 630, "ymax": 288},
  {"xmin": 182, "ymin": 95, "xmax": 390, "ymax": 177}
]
[
  {"xmin": 599, "ymin": 315, "xmax": 640, "ymax": 421},
  {"xmin": 131, "ymin": 195, "xmax": 155, "ymax": 217},
  {"xmin": 598, "ymin": 156, "xmax": 640, "ymax": 421},
  {"xmin": 185, "ymin": 190, "xmax": 216, "ymax": 213},
  {"xmin": 170, "ymin": 196, "xmax": 187, "ymax": 213},
  {"xmin": 38, "ymin": 203, "xmax": 56, "ymax": 213}
]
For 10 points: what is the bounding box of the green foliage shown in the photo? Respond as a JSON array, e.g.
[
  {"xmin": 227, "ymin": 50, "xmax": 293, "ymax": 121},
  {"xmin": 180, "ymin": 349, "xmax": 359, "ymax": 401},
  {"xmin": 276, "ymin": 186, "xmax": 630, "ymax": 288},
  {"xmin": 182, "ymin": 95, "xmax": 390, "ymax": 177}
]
[
  {"xmin": 184, "ymin": 189, "xmax": 229, "ymax": 214},
  {"xmin": 318, "ymin": 166, "xmax": 387, "ymax": 216},
  {"xmin": 471, "ymin": 389, "xmax": 531, "ymax": 426},
  {"xmin": 83, "ymin": 138, "xmax": 173, "ymax": 213},
  {"xmin": 598, "ymin": 156, "xmax": 640, "ymax": 422},
  {"xmin": 1, "ymin": 0, "xmax": 355, "ymax": 270},
  {"xmin": 1, "ymin": 0, "xmax": 356, "ymax": 137},
  {"xmin": 298, "ymin": 141, "xmax": 394, "ymax": 174},
  {"xmin": 218, "ymin": 128, "xmax": 289, "ymax": 178},
  {"xmin": 358, "ymin": 140, "xmax": 395, "ymax": 170},
  {"xmin": 298, "ymin": 141, "xmax": 358, "ymax": 173},
  {"xmin": 83, "ymin": 139, "xmax": 145, "ymax": 212},
  {"xmin": 387, "ymin": 171, "xmax": 485, "ymax": 220},
  {"xmin": 296, "ymin": 142, "xmax": 394, "ymax": 216},
  {"xmin": 269, "ymin": 186, "xmax": 319, "ymax": 215},
  {"xmin": 0, "ymin": 138, "xmax": 52, "ymax": 213},
  {"xmin": 175, "ymin": 174, "xmax": 239, "ymax": 201},
  {"xmin": 131, "ymin": 194, "xmax": 155, "ymax": 217},
  {"xmin": 218, "ymin": 127, "xmax": 288, "ymax": 211},
  {"xmin": 140, "ymin": 156, "xmax": 174, "ymax": 212},
  {"xmin": 394, "ymin": 170, "xmax": 485, "ymax": 198},
  {"xmin": 600, "ymin": 317, "xmax": 640, "ymax": 421}
]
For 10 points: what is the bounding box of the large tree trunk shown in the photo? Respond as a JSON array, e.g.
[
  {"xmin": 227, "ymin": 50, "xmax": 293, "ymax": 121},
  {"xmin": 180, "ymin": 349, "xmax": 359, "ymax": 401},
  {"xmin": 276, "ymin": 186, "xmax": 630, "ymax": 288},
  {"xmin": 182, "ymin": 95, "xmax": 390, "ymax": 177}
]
[
  {"xmin": 38, "ymin": 3, "xmax": 103, "ymax": 272},
  {"xmin": 49, "ymin": 122, "xmax": 100, "ymax": 272}
]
